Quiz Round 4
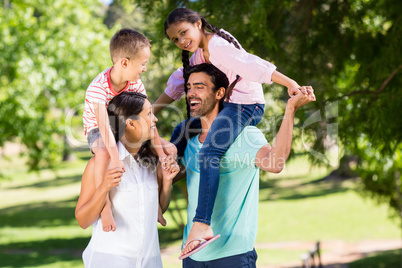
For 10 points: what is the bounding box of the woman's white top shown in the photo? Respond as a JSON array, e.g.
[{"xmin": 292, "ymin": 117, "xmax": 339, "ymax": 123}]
[{"xmin": 83, "ymin": 142, "xmax": 163, "ymax": 268}]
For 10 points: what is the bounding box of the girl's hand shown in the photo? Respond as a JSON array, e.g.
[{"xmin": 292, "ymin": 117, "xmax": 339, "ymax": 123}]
[
  {"xmin": 288, "ymin": 86, "xmax": 301, "ymax": 97},
  {"xmin": 288, "ymin": 86, "xmax": 316, "ymax": 111}
]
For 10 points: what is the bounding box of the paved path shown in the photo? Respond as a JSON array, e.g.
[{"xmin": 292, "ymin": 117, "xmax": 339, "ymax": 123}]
[{"xmin": 161, "ymin": 239, "xmax": 401, "ymax": 267}]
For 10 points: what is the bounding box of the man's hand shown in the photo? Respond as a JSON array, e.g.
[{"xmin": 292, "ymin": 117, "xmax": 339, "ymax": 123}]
[{"xmin": 288, "ymin": 86, "xmax": 316, "ymax": 111}]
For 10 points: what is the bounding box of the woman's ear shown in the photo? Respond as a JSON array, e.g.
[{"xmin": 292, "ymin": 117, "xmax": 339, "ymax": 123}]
[
  {"xmin": 126, "ymin": 119, "xmax": 136, "ymax": 130},
  {"xmin": 216, "ymin": 87, "xmax": 225, "ymax": 100}
]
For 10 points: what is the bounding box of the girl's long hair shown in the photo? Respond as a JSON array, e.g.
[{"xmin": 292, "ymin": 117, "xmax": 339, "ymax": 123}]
[{"xmin": 107, "ymin": 92, "xmax": 158, "ymax": 166}]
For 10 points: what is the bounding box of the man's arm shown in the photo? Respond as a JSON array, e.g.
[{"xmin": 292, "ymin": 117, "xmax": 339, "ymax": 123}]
[{"xmin": 255, "ymin": 87, "xmax": 315, "ymax": 172}]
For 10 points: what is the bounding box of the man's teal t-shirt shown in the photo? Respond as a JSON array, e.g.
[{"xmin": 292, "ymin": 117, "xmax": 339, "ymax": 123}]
[{"xmin": 181, "ymin": 126, "xmax": 268, "ymax": 261}]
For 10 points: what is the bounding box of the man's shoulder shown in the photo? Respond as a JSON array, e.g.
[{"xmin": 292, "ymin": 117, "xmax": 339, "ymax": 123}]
[{"xmin": 236, "ymin": 126, "xmax": 266, "ymax": 143}]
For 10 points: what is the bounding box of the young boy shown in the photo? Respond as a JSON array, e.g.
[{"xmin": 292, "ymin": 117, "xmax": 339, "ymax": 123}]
[{"xmin": 83, "ymin": 28, "xmax": 173, "ymax": 232}]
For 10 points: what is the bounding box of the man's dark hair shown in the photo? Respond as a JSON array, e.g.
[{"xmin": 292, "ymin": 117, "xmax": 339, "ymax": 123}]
[{"xmin": 183, "ymin": 63, "xmax": 229, "ymax": 120}]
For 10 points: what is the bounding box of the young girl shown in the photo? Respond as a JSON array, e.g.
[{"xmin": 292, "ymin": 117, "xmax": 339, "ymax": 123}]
[
  {"xmin": 76, "ymin": 92, "xmax": 179, "ymax": 267},
  {"xmin": 153, "ymin": 8, "xmax": 312, "ymax": 254}
]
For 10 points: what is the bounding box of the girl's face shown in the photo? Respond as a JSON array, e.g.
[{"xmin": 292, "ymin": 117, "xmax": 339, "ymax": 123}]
[
  {"xmin": 127, "ymin": 46, "xmax": 150, "ymax": 81},
  {"xmin": 166, "ymin": 20, "xmax": 204, "ymax": 53},
  {"xmin": 130, "ymin": 99, "xmax": 158, "ymax": 142}
]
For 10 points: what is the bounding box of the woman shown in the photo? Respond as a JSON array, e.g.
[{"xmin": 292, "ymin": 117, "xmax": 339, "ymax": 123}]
[{"xmin": 75, "ymin": 92, "xmax": 179, "ymax": 268}]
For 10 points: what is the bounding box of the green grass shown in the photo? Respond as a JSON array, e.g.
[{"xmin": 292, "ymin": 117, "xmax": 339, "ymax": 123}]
[
  {"xmin": 349, "ymin": 249, "xmax": 402, "ymax": 268},
  {"xmin": 0, "ymin": 152, "xmax": 400, "ymax": 267}
]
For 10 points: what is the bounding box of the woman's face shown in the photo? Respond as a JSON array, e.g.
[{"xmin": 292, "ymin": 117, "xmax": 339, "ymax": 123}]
[
  {"xmin": 166, "ymin": 20, "xmax": 203, "ymax": 53},
  {"xmin": 130, "ymin": 99, "xmax": 158, "ymax": 142}
]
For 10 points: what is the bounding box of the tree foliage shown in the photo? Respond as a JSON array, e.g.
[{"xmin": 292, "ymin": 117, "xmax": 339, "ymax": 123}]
[
  {"xmin": 136, "ymin": 0, "xmax": 402, "ymax": 219},
  {"xmin": 1, "ymin": 0, "xmax": 401, "ymax": 223},
  {"xmin": 0, "ymin": 0, "xmax": 112, "ymax": 169}
]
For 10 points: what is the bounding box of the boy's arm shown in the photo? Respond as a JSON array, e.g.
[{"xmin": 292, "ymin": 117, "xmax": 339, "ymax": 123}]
[
  {"xmin": 93, "ymin": 102, "xmax": 124, "ymax": 170},
  {"xmin": 255, "ymin": 87, "xmax": 315, "ymax": 172}
]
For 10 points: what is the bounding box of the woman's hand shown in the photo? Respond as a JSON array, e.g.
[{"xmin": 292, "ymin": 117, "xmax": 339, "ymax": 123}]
[
  {"xmin": 101, "ymin": 167, "xmax": 124, "ymax": 191},
  {"xmin": 161, "ymin": 154, "xmax": 180, "ymax": 182}
]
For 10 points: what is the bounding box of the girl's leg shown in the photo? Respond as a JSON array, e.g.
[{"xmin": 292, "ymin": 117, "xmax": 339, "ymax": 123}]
[{"xmin": 194, "ymin": 103, "xmax": 263, "ymax": 224}]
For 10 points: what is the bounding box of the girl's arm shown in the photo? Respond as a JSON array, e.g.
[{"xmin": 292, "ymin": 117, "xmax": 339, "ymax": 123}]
[
  {"xmin": 209, "ymin": 36, "xmax": 305, "ymax": 96},
  {"xmin": 153, "ymin": 92, "xmax": 175, "ymax": 115},
  {"xmin": 153, "ymin": 67, "xmax": 186, "ymax": 115},
  {"xmin": 75, "ymin": 158, "xmax": 123, "ymax": 229},
  {"xmin": 271, "ymin": 70, "xmax": 301, "ymax": 96}
]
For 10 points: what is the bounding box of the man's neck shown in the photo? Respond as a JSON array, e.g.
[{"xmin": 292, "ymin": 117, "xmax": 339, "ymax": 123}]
[{"xmin": 198, "ymin": 109, "xmax": 219, "ymax": 143}]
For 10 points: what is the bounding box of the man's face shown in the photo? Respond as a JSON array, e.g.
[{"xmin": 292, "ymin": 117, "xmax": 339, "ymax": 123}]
[{"xmin": 186, "ymin": 72, "xmax": 218, "ymax": 117}]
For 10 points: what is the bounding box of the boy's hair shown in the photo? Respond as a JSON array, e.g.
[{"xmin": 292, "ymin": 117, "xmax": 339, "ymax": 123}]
[
  {"xmin": 109, "ymin": 28, "xmax": 151, "ymax": 64},
  {"xmin": 164, "ymin": 8, "xmax": 241, "ymax": 70}
]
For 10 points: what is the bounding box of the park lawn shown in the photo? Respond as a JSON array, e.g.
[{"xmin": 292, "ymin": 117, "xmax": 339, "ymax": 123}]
[
  {"xmin": 349, "ymin": 249, "xmax": 401, "ymax": 268},
  {"xmin": 0, "ymin": 152, "xmax": 400, "ymax": 267}
]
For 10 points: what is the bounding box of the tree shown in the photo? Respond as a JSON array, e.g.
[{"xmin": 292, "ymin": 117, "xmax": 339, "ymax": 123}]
[
  {"xmin": 0, "ymin": 0, "xmax": 113, "ymax": 169},
  {"xmin": 136, "ymin": 0, "xmax": 402, "ymax": 222}
]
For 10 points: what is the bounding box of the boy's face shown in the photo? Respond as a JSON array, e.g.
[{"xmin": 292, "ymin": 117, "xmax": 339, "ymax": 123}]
[{"xmin": 127, "ymin": 46, "xmax": 150, "ymax": 81}]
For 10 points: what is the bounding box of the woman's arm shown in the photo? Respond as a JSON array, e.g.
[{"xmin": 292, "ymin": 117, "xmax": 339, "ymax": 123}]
[
  {"xmin": 157, "ymin": 155, "xmax": 180, "ymax": 213},
  {"xmin": 75, "ymin": 157, "xmax": 123, "ymax": 229}
]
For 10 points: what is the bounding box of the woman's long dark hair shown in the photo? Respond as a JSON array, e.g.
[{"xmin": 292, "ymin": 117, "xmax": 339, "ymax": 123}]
[
  {"xmin": 164, "ymin": 8, "xmax": 241, "ymax": 103},
  {"xmin": 107, "ymin": 92, "xmax": 158, "ymax": 166}
]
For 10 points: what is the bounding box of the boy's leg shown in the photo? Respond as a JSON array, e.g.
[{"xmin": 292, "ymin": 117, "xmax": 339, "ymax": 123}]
[{"xmin": 90, "ymin": 135, "xmax": 116, "ymax": 232}]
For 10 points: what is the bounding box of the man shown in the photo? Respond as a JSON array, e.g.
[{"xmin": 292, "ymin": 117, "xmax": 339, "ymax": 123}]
[{"xmin": 173, "ymin": 63, "xmax": 315, "ymax": 267}]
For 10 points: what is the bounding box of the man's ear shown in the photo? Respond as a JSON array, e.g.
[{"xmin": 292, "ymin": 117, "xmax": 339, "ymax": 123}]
[{"xmin": 215, "ymin": 87, "xmax": 225, "ymax": 100}]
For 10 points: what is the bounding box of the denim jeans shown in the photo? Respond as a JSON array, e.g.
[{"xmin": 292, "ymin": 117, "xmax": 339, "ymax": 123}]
[
  {"xmin": 182, "ymin": 248, "xmax": 258, "ymax": 268},
  {"xmin": 170, "ymin": 102, "xmax": 264, "ymax": 225}
]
